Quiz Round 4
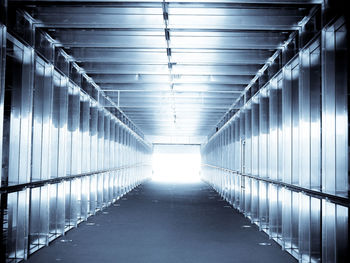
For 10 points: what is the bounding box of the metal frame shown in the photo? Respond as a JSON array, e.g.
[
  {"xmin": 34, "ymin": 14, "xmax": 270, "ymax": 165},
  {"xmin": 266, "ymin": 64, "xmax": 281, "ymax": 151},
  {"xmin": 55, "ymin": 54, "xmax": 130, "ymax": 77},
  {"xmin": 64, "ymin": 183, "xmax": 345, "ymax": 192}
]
[
  {"xmin": 202, "ymin": 164, "xmax": 349, "ymax": 208},
  {"xmin": 201, "ymin": 16, "xmax": 348, "ymax": 263},
  {"xmin": 0, "ymin": 29, "xmax": 152, "ymax": 262}
]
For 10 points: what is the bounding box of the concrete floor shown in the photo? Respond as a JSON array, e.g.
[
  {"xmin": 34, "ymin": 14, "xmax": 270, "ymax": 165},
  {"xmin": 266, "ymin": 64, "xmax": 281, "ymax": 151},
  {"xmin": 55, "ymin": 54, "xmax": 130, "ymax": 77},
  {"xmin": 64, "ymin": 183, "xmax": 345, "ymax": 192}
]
[{"xmin": 26, "ymin": 181, "xmax": 296, "ymax": 263}]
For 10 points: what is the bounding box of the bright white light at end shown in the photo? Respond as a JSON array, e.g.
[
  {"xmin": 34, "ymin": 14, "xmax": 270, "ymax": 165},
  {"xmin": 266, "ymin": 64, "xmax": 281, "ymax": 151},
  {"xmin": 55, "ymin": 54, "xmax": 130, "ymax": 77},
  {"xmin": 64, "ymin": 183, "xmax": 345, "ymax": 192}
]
[{"xmin": 152, "ymin": 152, "xmax": 201, "ymax": 183}]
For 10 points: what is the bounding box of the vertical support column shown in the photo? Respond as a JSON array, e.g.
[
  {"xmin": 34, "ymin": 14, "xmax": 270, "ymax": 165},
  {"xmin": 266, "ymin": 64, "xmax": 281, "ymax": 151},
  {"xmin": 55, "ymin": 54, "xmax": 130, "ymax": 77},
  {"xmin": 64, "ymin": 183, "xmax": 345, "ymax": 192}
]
[
  {"xmin": 109, "ymin": 121, "xmax": 116, "ymax": 199},
  {"xmin": 251, "ymin": 99, "xmax": 259, "ymax": 223},
  {"xmin": 103, "ymin": 114, "xmax": 110, "ymax": 204},
  {"xmin": 0, "ymin": 23, "xmax": 6, "ymax": 263},
  {"xmin": 115, "ymin": 123, "xmax": 121, "ymax": 198},
  {"xmin": 125, "ymin": 130, "xmax": 130, "ymax": 192},
  {"xmin": 227, "ymin": 123, "xmax": 233, "ymax": 204},
  {"xmin": 259, "ymin": 93, "xmax": 269, "ymax": 230},
  {"xmin": 89, "ymin": 103, "xmax": 98, "ymax": 214},
  {"xmin": 238, "ymin": 113, "xmax": 245, "ymax": 210},
  {"xmin": 120, "ymin": 127, "xmax": 126, "ymax": 195},
  {"xmin": 282, "ymin": 65, "xmax": 292, "ymax": 185},
  {"xmin": 0, "ymin": 24, "xmax": 5, "ymax": 183},
  {"xmin": 97, "ymin": 108, "xmax": 104, "ymax": 208},
  {"xmin": 80, "ymin": 96, "xmax": 90, "ymax": 220},
  {"xmin": 291, "ymin": 62, "xmax": 300, "ymax": 187},
  {"xmin": 222, "ymin": 127, "xmax": 227, "ymax": 199},
  {"xmin": 244, "ymin": 107, "xmax": 252, "ymax": 219}
]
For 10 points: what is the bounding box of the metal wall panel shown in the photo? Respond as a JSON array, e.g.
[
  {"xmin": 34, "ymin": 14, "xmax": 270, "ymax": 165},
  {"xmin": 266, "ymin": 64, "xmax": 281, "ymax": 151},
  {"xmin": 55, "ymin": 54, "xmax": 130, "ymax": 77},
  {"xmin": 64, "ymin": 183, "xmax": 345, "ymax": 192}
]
[
  {"xmin": 227, "ymin": 125, "xmax": 231, "ymax": 171},
  {"xmin": 29, "ymin": 56, "xmax": 53, "ymax": 253},
  {"xmin": 123, "ymin": 129, "xmax": 128, "ymax": 193},
  {"xmin": 282, "ymin": 65, "xmax": 292, "ymax": 185},
  {"xmin": 244, "ymin": 108, "xmax": 252, "ymax": 175},
  {"xmin": 259, "ymin": 95, "xmax": 268, "ymax": 179},
  {"xmin": 115, "ymin": 124, "xmax": 121, "ymax": 197},
  {"xmin": 322, "ymin": 201, "xmax": 348, "ymax": 262},
  {"xmin": 299, "ymin": 194, "xmax": 321, "ymax": 262},
  {"xmin": 7, "ymin": 190, "xmax": 30, "ymax": 260},
  {"xmin": 49, "ymin": 73, "xmax": 68, "ymax": 237},
  {"xmin": 291, "ymin": 62, "xmax": 299, "ymax": 186},
  {"xmin": 258, "ymin": 181, "xmax": 268, "ymax": 230},
  {"xmin": 251, "ymin": 101, "xmax": 259, "ymax": 222},
  {"xmin": 110, "ymin": 121, "xmax": 116, "ymax": 198},
  {"xmin": 268, "ymin": 79, "xmax": 283, "ymax": 241},
  {"xmin": 281, "ymin": 189, "xmax": 293, "ymax": 251},
  {"xmin": 308, "ymin": 43, "xmax": 321, "ymax": 191},
  {"xmin": 223, "ymin": 127, "xmax": 227, "ymax": 169},
  {"xmin": 65, "ymin": 84, "xmax": 81, "ymax": 227},
  {"xmin": 322, "ymin": 18, "xmax": 348, "ymax": 197},
  {"xmin": 268, "ymin": 81, "xmax": 278, "ymax": 181},
  {"xmin": 299, "ymin": 39, "xmax": 321, "ymax": 190},
  {"xmin": 29, "ymin": 59, "xmax": 45, "ymax": 252},
  {"xmin": 201, "ymin": 17, "xmax": 348, "ymax": 263},
  {"xmin": 244, "ymin": 177, "xmax": 251, "ymax": 219},
  {"xmin": 119, "ymin": 127, "xmax": 125, "ymax": 195},
  {"xmin": 239, "ymin": 112, "xmax": 245, "ymax": 174},
  {"xmin": 258, "ymin": 95, "xmax": 268, "ymax": 231},
  {"xmin": 276, "ymin": 76, "xmax": 284, "ymax": 183},
  {"xmin": 268, "ymin": 184, "xmax": 282, "ymax": 240},
  {"xmin": 1, "ymin": 28, "xmax": 152, "ymax": 263},
  {"xmin": 235, "ymin": 119, "xmax": 240, "ymax": 172},
  {"xmin": 126, "ymin": 130, "xmax": 131, "ymax": 190},
  {"xmin": 3, "ymin": 36, "xmax": 33, "ymax": 261}
]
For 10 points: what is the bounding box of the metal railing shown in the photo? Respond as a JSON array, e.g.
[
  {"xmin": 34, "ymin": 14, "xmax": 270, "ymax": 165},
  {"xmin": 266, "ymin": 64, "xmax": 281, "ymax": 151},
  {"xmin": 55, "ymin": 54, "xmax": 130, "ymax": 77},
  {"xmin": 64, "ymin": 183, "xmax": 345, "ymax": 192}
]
[
  {"xmin": 202, "ymin": 163, "xmax": 350, "ymax": 207},
  {"xmin": 0, "ymin": 163, "xmax": 151, "ymax": 195}
]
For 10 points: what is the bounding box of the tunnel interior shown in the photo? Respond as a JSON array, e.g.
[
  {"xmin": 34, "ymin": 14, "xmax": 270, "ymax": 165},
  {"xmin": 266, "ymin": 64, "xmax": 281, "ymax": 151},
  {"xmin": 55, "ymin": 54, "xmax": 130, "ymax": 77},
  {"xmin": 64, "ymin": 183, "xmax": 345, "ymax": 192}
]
[{"xmin": 0, "ymin": 0, "xmax": 349, "ymax": 262}]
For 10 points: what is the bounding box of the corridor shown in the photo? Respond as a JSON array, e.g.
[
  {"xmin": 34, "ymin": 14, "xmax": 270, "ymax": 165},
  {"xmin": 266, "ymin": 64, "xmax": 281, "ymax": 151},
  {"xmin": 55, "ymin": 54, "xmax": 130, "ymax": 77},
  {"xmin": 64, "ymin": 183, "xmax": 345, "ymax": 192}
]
[
  {"xmin": 26, "ymin": 181, "xmax": 295, "ymax": 263},
  {"xmin": 0, "ymin": 0, "xmax": 348, "ymax": 262}
]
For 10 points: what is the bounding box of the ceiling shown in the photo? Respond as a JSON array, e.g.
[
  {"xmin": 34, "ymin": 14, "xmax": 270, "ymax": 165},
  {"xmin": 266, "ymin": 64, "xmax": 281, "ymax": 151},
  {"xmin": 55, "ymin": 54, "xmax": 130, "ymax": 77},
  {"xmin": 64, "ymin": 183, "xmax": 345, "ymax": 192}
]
[{"xmin": 11, "ymin": 0, "xmax": 319, "ymax": 141}]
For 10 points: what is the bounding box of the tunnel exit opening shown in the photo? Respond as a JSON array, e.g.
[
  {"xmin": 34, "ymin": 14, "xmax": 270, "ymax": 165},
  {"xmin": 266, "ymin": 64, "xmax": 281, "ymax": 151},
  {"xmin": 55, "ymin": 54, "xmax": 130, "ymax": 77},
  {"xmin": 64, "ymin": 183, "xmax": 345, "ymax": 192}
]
[{"xmin": 152, "ymin": 144, "xmax": 201, "ymax": 183}]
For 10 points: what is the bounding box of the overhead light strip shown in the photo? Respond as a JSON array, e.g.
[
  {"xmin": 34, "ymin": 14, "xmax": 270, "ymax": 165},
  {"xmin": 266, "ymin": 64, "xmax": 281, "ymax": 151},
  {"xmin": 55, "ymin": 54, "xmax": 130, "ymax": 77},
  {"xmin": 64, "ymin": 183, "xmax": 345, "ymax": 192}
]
[{"xmin": 162, "ymin": 0, "xmax": 177, "ymax": 125}]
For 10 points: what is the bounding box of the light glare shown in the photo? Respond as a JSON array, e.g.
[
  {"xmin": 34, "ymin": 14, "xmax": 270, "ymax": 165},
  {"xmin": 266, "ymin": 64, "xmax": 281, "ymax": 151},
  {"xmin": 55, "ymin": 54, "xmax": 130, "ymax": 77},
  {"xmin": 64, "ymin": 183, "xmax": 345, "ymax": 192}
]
[{"xmin": 152, "ymin": 145, "xmax": 201, "ymax": 183}]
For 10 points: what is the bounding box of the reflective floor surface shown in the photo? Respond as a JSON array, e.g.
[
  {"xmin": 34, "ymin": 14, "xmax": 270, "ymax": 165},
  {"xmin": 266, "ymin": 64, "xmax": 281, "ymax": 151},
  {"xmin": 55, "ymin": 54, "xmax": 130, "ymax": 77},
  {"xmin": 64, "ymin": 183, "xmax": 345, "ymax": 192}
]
[{"xmin": 25, "ymin": 181, "xmax": 296, "ymax": 263}]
